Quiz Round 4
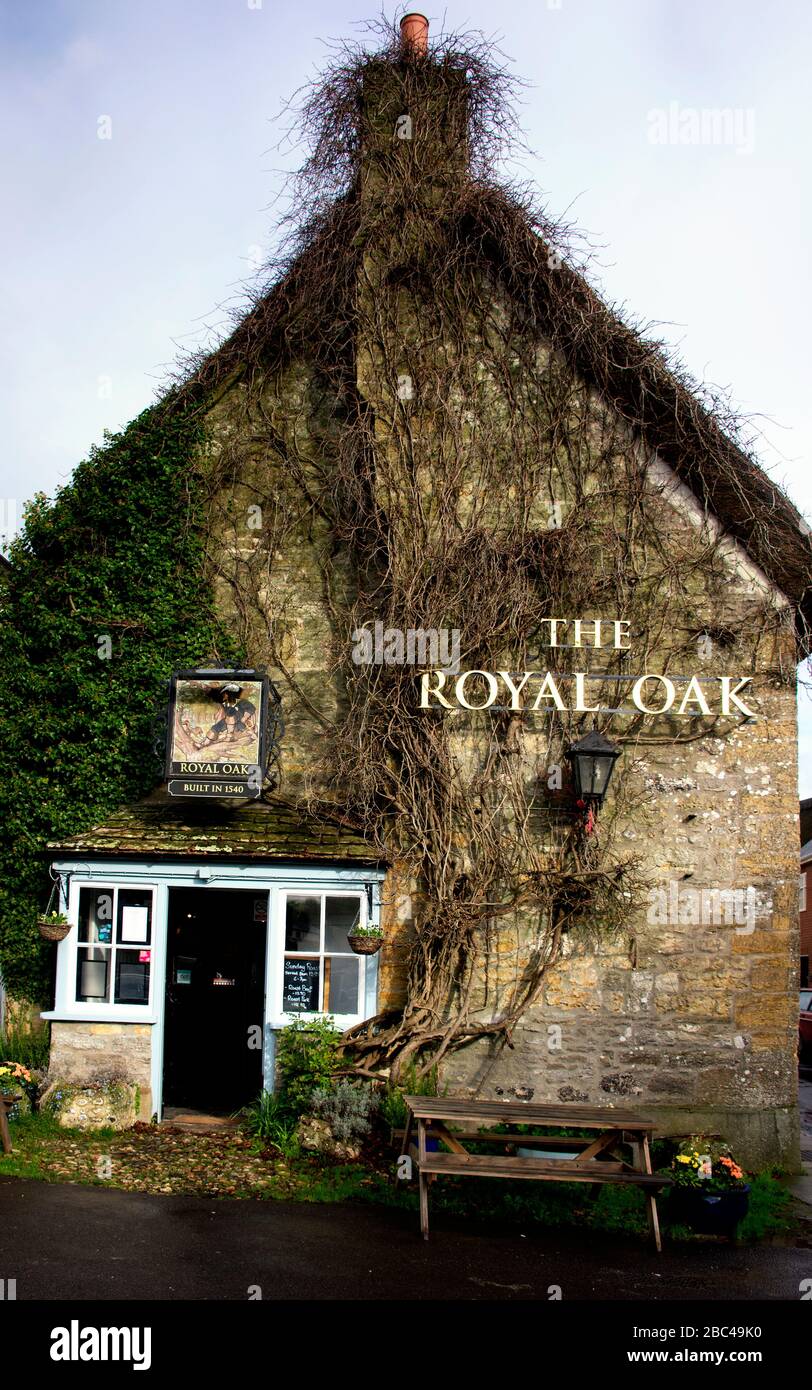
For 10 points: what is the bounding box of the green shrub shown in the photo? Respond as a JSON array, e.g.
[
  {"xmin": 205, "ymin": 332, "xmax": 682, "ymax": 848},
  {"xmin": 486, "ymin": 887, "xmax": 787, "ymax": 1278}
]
[
  {"xmin": 242, "ymin": 1090, "xmax": 301, "ymax": 1156},
  {"xmin": 311, "ymin": 1080, "xmax": 379, "ymax": 1143},
  {"xmin": 379, "ymin": 1060, "xmax": 441, "ymax": 1132},
  {"xmin": 276, "ymin": 1016, "xmax": 341, "ymax": 1117},
  {"xmin": 0, "ymin": 1027, "xmax": 50, "ymax": 1072}
]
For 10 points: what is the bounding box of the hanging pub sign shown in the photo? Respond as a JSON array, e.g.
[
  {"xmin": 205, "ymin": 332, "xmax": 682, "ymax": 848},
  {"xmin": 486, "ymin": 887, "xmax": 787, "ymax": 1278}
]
[{"xmin": 164, "ymin": 669, "xmax": 276, "ymax": 800}]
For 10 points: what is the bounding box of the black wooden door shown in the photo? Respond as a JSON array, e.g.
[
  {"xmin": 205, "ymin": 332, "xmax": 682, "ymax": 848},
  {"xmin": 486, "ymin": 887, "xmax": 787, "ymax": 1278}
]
[{"xmin": 163, "ymin": 888, "xmax": 266, "ymax": 1113}]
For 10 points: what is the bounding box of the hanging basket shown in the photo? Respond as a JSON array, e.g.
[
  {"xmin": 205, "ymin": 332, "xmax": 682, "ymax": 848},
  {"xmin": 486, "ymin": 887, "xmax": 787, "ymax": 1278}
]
[
  {"xmin": 347, "ymin": 932, "xmax": 383, "ymax": 956},
  {"xmin": 37, "ymin": 915, "xmax": 71, "ymax": 943},
  {"xmin": 37, "ymin": 877, "xmax": 70, "ymax": 941}
]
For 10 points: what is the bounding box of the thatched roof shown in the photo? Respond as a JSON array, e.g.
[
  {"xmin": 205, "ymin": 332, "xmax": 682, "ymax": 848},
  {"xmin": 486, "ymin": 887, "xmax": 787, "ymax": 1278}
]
[{"xmin": 180, "ymin": 182, "xmax": 812, "ymax": 632}]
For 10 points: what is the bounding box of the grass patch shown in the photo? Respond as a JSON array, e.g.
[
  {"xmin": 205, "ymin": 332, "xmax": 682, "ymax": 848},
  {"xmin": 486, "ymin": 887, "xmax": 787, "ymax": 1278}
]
[
  {"xmin": 735, "ymin": 1173, "xmax": 795, "ymax": 1241},
  {"xmin": 0, "ymin": 1114, "xmax": 798, "ymax": 1245}
]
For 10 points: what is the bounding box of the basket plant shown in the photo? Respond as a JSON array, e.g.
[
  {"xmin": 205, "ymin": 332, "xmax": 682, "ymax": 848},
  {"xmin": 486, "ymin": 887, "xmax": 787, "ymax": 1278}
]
[
  {"xmin": 37, "ymin": 909, "xmax": 71, "ymax": 942},
  {"xmin": 346, "ymin": 923, "xmax": 384, "ymax": 956}
]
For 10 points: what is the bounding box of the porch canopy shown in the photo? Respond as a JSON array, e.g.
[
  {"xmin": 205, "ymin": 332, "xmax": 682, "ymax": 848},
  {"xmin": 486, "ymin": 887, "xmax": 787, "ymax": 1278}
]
[{"xmin": 47, "ymin": 792, "xmax": 385, "ymax": 867}]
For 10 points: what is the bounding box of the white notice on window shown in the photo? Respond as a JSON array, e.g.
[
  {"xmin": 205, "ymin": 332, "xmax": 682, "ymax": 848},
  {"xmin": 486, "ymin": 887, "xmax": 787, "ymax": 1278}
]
[{"xmin": 120, "ymin": 906, "xmax": 149, "ymax": 943}]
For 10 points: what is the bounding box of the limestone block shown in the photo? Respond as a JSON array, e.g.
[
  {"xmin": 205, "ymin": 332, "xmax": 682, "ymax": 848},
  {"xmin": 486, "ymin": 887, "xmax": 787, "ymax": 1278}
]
[
  {"xmin": 735, "ymin": 995, "xmax": 794, "ymax": 1030},
  {"xmin": 543, "ymin": 960, "xmax": 600, "ymax": 1010},
  {"xmin": 43, "ymin": 1080, "xmax": 139, "ymax": 1132}
]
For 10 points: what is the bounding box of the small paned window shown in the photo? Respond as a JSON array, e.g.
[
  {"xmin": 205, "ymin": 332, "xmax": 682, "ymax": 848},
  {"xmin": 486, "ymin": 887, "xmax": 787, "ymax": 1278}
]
[
  {"xmin": 282, "ymin": 894, "xmax": 363, "ymax": 1016},
  {"xmin": 75, "ymin": 887, "xmax": 152, "ymax": 1005}
]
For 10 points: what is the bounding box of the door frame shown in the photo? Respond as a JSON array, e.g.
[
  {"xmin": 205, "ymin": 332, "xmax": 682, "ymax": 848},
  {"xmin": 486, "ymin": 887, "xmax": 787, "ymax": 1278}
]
[{"xmin": 162, "ymin": 885, "xmax": 269, "ymax": 1113}]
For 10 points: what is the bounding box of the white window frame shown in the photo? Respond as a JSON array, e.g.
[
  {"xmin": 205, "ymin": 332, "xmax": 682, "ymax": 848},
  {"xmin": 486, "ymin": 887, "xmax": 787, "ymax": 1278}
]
[
  {"xmin": 270, "ymin": 888, "xmax": 370, "ymax": 1029},
  {"xmin": 52, "ymin": 877, "xmax": 159, "ymax": 1021}
]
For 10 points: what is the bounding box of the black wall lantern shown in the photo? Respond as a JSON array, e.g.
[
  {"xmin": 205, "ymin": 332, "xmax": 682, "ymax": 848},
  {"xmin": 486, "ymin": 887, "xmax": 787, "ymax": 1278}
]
[{"xmin": 566, "ymin": 728, "xmax": 621, "ymax": 808}]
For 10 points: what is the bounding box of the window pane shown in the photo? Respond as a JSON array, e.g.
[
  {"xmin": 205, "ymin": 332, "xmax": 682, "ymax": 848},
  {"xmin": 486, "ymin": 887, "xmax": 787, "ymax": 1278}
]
[
  {"xmin": 78, "ymin": 887, "xmax": 115, "ymax": 945},
  {"xmin": 117, "ymin": 889, "xmax": 152, "ymax": 945},
  {"xmin": 324, "ymin": 955, "xmax": 359, "ymax": 1014},
  {"xmin": 76, "ymin": 947, "xmax": 110, "ymax": 1002},
  {"xmin": 285, "ymin": 897, "xmax": 320, "ymax": 952},
  {"xmin": 324, "ymin": 896, "xmax": 361, "ymax": 951},
  {"xmin": 283, "ymin": 957, "xmax": 320, "ymax": 1012},
  {"xmin": 114, "ymin": 950, "xmax": 151, "ymax": 1004}
]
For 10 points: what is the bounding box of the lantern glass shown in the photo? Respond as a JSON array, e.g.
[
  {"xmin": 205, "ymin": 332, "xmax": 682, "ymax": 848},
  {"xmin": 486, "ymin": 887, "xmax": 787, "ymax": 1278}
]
[{"xmin": 567, "ymin": 730, "xmax": 620, "ymax": 805}]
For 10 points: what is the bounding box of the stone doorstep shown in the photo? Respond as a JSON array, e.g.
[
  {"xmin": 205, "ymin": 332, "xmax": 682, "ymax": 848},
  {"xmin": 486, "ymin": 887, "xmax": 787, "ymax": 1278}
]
[{"xmin": 161, "ymin": 1108, "xmax": 241, "ymax": 1133}]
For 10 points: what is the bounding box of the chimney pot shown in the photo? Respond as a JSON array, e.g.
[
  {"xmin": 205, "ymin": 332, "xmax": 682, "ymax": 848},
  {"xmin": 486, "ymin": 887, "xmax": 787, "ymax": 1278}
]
[{"xmin": 400, "ymin": 12, "xmax": 430, "ymax": 57}]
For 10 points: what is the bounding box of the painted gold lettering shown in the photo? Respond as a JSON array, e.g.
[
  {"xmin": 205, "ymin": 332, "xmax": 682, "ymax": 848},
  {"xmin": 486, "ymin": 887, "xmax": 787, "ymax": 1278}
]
[
  {"xmin": 720, "ymin": 676, "xmax": 756, "ymax": 717},
  {"xmin": 455, "ymin": 671, "xmax": 498, "ymax": 710},
  {"xmin": 531, "ymin": 672, "xmax": 566, "ymax": 711},
  {"xmin": 498, "ymin": 670, "xmax": 532, "ymax": 710},
  {"xmin": 631, "ymin": 674, "xmax": 676, "ymax": 714},
  {"xmin": 419, "ymin": 671, "xmax": 452, "ymax": 708}
]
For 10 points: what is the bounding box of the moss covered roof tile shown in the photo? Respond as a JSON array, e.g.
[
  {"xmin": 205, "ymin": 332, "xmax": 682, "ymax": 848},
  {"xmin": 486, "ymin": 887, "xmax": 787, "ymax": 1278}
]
[{"xmin": 47, "ymin": 794, "xmax": 385, "ymax": 866}]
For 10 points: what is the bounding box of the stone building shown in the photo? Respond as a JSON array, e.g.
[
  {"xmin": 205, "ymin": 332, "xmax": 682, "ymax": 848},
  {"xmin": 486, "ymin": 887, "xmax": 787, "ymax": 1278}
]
[{"xmin": 12, "ymin": 17, "xmax": 811, "ymax": 1164}]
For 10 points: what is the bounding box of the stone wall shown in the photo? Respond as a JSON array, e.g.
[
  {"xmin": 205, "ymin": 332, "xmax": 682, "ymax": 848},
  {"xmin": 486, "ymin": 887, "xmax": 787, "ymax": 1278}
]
[
  {"xmin": 48, "ymin": 1022, "xmax": 153, "ymax": 1120},
  {"xmin": 439, "ymin": 674, "xmax": 800, "ymax": 1170},
  {"xmin": 198, "ymin": 314, "xmax": 802, "ymax": 1170}
]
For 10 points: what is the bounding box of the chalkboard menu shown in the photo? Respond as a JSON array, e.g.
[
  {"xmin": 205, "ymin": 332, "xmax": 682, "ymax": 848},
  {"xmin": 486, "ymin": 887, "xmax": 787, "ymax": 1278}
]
[{"xmin": 283, "ymin": 958, "xmax": 320, "ymax": 1012}]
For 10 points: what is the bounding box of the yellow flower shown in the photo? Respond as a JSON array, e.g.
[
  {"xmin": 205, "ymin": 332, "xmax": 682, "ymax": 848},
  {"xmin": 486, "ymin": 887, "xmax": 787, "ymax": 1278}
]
[{"xmin": 676, "ymin": 1155, "xmax": 691, "ymax": 1164}]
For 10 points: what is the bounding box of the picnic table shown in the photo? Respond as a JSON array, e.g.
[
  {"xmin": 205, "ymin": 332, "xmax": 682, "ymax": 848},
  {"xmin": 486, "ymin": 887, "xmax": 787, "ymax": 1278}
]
[
  {"xmin": 0, "ymin": 1092, "xmax": 21, "ymax": 1155},
  {"xmin": 402, "ymin": 1096, "xmax": 671, "ymax": 1251}
]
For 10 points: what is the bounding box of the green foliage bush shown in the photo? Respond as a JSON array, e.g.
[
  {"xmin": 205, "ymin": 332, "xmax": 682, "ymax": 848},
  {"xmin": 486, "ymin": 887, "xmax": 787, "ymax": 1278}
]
[
  {"xmin": 275, "ymin": 1016, "xmax": 342, "ymax": 1117},
  {"xmin": 379, "ymin": 1060, "xmax": 440, "ymax": 1132},
  {"xmin": 242, "ymin": 1090, "xmax": 302, "ymax": 1156},
  {"xmin": 0, "ymin": 1026, "xmax": 50, "ymax": 1071},
  {"xmin": 0, "ymin": 404, "xmax": 240, "ymax": 999}
]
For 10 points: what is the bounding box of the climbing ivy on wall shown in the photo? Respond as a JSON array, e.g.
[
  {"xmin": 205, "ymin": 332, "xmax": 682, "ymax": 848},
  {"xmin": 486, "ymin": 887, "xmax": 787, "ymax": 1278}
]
[{"xmin": 0, "ymin": 403, "xmax": 239, "ymax": 1001}]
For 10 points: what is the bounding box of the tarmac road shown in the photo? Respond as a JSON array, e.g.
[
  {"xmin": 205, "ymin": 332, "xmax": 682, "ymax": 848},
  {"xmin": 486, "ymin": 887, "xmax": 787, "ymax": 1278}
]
[{"xmin": 3, "ymin": 1175, "xmax": 812, "ymax": 1301}]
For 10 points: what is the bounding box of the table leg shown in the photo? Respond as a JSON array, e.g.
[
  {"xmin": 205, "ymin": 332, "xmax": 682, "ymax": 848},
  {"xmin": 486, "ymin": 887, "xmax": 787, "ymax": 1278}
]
[
  {"xmin": 646, "ymin": 1192, "xmax": 663, "ymax": 1254},
  {"xmin": 419, "ymin": 1168, "xmax": 430, "ymax": 1240},
  {"xmin": 641, "ymin": 1134, "xmax": 662, "ymax": 1253},
  {"xmin": 417, "ymin": 1118, "xmax": 430, "ymax": 1238},
  {"xmin": 628, "ymin": 1134, "xmax": 662, "ymax": 1253},
  {"xmin": 0, "ymin": 1099, "xmax": 12, "ymax": 1156},
  {"xmin": 396, "ymin": 1112, "xmax": 414, "ymax": 1187}
]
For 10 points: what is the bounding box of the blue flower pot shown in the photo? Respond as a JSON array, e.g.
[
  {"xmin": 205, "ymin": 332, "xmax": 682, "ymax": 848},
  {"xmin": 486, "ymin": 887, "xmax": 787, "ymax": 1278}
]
[{"xmin": 670, "ymin": 1184, "xmax": 750, "ymax": 1235}]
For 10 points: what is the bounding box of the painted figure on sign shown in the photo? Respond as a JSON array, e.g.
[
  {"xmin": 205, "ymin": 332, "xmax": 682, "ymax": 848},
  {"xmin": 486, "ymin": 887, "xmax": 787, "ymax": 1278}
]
[{"xmin": 203, "ymin": 684, "xmax": 256, "ymax": 746}]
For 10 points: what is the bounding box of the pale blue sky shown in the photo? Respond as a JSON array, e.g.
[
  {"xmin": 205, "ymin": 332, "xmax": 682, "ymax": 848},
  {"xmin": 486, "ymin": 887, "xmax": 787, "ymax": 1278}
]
[{"xmin": 2, "ymin": 0, "xmax": 811, "ymax": 788}]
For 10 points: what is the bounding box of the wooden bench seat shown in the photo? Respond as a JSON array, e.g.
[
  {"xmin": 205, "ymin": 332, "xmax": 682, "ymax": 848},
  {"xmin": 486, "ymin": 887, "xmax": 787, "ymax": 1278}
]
[{"xmin": 417, "ymin": 1150, "xmax": 670, "ymax": 1187}]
